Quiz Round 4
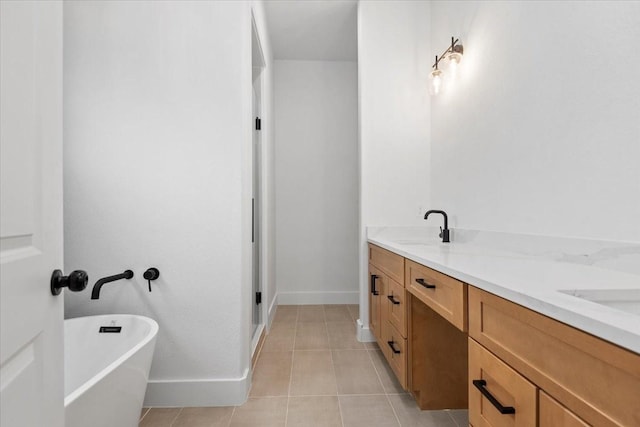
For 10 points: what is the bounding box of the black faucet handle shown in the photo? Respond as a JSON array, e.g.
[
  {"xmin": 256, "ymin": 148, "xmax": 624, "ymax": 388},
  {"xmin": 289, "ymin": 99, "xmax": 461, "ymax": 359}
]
[
  {"xmin": 143, "ymin": 268, "xmax": 160, "ymax": 292},
  {"xmin": 441, "ymin": 227, "xmax": 450, "ymax": 243},
  {"xmin": 439, "ymin": 226, "xmax": 443, "ymax": 238}
]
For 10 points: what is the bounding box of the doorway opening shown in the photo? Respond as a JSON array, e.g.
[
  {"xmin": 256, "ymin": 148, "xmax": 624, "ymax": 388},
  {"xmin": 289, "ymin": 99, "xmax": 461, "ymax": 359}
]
[{"xmin": 251, "ymin": 14, "xmax": 266, "ymax": 351}]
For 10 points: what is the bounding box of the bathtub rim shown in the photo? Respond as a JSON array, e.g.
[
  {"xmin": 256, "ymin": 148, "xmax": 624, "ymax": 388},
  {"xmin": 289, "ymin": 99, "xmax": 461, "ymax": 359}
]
[{"xmin": 64, "ymin": 314, "xmax": 159, "ymax": 407}]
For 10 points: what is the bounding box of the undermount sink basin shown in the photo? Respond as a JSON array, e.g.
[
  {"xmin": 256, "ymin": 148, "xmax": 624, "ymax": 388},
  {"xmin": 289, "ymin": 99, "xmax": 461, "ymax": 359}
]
[
  {"xmin": 559, "ymin": 288, "xmax": 640, "ymax": 316},
  {"xmin": 391, "ymin": 239, "xmax": 439, "ymax": 246}
]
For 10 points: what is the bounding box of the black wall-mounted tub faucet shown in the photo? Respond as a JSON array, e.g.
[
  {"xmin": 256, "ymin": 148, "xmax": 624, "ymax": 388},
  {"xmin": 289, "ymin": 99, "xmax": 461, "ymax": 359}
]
[
  {"xmin": 424, "ymin": 210, "xmax": 450, "ymax": 243},
  {"xmin": 91, "ymin": 270, "xmax": 134, "ymax": 299}
]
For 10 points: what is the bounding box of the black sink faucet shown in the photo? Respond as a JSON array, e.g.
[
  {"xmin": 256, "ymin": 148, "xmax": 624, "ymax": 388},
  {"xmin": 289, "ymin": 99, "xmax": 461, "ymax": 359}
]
[{"xmin": 424, "ymin": 210, "xmax": 450, "ymax": 243}]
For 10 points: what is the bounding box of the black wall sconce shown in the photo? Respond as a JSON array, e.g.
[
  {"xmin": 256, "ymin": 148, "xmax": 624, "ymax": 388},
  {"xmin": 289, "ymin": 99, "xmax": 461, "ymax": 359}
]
[{"xmin": 429, "ymin": 36, "xmax": 464, "ymax": 96}]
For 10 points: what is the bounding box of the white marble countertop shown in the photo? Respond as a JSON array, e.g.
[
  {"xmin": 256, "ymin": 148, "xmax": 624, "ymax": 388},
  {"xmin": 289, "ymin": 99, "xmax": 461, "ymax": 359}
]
[{"xmin": 367, "ymin": 226, "xmax": 640, "ymax": 354}]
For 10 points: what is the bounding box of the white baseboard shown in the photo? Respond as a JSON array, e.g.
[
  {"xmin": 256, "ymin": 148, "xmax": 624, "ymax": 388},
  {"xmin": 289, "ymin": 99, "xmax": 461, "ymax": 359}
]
[
  {"xmin": 277, "ymin": 291, "xmax": 359, "ymax": 305},
  {"xmin": 356, "ymin": 319, "xmax": 376, "ymax": 342},
  {"xmin": 144, "ymin": 368, "xmax": 250, "ymax": 407}
]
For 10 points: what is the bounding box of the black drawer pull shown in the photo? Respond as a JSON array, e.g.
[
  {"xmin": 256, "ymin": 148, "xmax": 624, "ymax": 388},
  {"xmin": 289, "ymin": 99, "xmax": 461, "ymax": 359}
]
[
  {"xmin": 415, "ymin": 278, "xmax": 436, "ymax": 289},
  {"xmin": 472, "ymin": 379, "xmax": 516, "ymax": 415},
  {"xmin": 370, "ymin": 274, "xmax": 379, "ymax": 296},
  {"xmin": 387, "ymin": 340, "xmax": 401, "ymax": 354},
  {"xmin": 387, "ymin": 295, "xmax": 400, "ymax": 305}
]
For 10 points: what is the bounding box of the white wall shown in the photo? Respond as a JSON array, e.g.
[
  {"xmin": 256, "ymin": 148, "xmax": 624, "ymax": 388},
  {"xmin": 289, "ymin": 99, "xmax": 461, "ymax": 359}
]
[
  {"xmin": 274, "ymin": 60, "xmax": 359, "ymax": 304},
  {"xmin": 358, "ymin": 1, "xmax": 432, "ymax": 334},
  {"xmin": 63, "ymin": 0, "xmax": 260, "ymax": 406},
  {"xmin": 430, "ymin": 1, "xmax": 640, "ymax": 243}
]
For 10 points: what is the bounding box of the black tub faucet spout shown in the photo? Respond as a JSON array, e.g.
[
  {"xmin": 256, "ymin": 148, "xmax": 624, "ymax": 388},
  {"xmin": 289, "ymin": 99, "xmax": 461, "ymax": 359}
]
[
  {"xmin": 424, "ymin": 210, "xmax": 450, "ymax": 243},
  {"xmin": 91, "ymin": 270, "xmax": 134, "ymax": 300}
]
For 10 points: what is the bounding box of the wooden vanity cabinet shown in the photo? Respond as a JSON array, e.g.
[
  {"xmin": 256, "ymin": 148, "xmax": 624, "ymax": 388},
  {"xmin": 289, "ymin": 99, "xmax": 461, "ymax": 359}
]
[
  {"xmin": 368, "ymin": 244, "xmax": 407, "ymax": 388},
  {"xmin": 370, "ymin": 242, "xmax": 640, "ymax": 426},
  {"xmin": 406, "ymin": 260, "xmax": 469, "ymax": 410},
  {"xmin": 468, "ymin": 286, "xmax": 640, "ymax": 427}
]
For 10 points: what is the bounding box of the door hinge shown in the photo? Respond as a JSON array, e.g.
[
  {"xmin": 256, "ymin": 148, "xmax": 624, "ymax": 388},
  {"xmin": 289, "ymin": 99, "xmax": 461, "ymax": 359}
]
[
  {"xmin": 255, "ymin": 117, "xmax": 261, "ymax": 131},
  {"xmin": 255, "ymin": 291, "xmax": 262, "ymax": 305}
]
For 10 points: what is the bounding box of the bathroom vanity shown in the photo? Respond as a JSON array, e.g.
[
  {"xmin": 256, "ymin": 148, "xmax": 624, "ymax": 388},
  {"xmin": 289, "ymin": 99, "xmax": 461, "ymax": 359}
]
[{"xmin": 367, "ymin": 228, "xmax": 640, "ymax": 427}]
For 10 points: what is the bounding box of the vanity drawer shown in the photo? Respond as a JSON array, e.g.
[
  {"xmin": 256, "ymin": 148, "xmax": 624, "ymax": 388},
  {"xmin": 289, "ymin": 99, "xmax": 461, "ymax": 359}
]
[
  {"xmin": 405, "ymin": 260, "xmax": 467, "ymax": 331},
  {"xmin": 469, "ymin": 286, "xmax": 640, "ymax": 427},
  {"xmin": 539, "ymin": 392, "xmax": 589, "ymax": 427},
  {"xmin": 469, "ymin": 338, "xmax": 537, "ymax": 427},
  {"xmin": 382, "ymin": 320, "xmax": 407, "ymax": 389},
  {"xmin": 369, "ymin": 244, "xmax": 404, "ymax": 285},
  {"xmin": 386, "ymin": 278, "xmax": 407, "ymax": 338}
]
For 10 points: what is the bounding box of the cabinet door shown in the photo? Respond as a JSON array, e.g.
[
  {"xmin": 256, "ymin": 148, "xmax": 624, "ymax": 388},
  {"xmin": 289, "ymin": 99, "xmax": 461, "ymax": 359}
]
[
  {"xmin": 387, "ymin": 278, "xmax": 407, "ymax": 337},
  {"xmin": 539, "ymin": 392, "xmax": 589, "ymax": 427},
  {"xmin": 469, "ymin": 339, "xmax": 537, "ymax": 427},
  {"xmin": 382, "ymin": 320, "xmax": 407, "ymax": 389},
  {"xmin": 368, "ymin": 264, "xmax": 385, "ymax": 342}
]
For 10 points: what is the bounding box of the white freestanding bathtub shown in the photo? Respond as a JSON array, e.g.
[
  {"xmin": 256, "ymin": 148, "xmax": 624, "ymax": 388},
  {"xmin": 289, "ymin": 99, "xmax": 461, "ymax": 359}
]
[{"xmin": 64, "ymin": 315, "xmax": 158, "ymax": 427}]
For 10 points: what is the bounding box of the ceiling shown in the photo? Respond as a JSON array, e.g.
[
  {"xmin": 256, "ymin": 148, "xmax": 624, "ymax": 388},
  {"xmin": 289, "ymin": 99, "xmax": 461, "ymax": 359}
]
[{"xmin": 263, "ymin": 0, "xmax": 358, "ymax": 61}]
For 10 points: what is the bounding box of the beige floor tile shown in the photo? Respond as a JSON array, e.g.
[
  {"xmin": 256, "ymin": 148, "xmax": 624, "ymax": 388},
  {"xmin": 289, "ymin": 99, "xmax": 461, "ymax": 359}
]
[
  {"xmin": 387, "ymin": 394, "xmax": 458, "ymax": 427},
  {"xmin": 332, "ymin": 350, "xmax": 384, "ymax": 395},
  {"xmin": 289, "ymin": 350, "xmax": 337, "ymax": 396},
  {"xmin": 297, "ymin": 305, "xmax": 326, "ymax": 322},
  {"xmin": 327, "ymin": 321, "xmax": 365, "ymax": 350},
  {"xmin": 138, "ymin": 408, "xmax": 182, "ymax": 427},
  {"xmin": 273, "ymin": 306, "xmax": 298, "ymax": 324},
  {"xmin": 339, "ymin": 395, "xmax": 400, "ymax": 427},
  {"xmin": 286, "ymin": 396, "xmax": 342, "ymax": 427},
  {"xmin": 324, "ymin": 305, "xmax": 353, "ymax": 322},
  {"xmin": 230, "ymin": 397, "xmax": 287, "ymax": 427},
  {"xmin": 250, "ymin": 351, "xmax": 292, "ymax": 397},
  {"xmin": 262, "ymin": 322, "xmax": 296, "ymax": 352},
  {"xmin": 368, "ymin": 349, "xmax": 405, "ymax": 394},
  {"xmin": 447, "ymin": 409, "xmax": 469, "ymax": 427},
  {"xmin": 172, "ymin": 407, "xmax": 234, "ymax": 427},
  {"xmin": 347, "ymin": 304, "xmax": 359, "ymax": 321},
  {"xmin": 294, "ymin": 322, "xmax": 329, "ymax": 350},
  {"xmin": 249, "ymin": 351, "xmax": 293, "ymax": 397}
]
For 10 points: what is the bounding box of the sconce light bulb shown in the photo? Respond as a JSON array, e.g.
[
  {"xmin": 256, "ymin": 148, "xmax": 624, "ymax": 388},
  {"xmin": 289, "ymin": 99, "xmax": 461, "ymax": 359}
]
[
  {"xmin": 446, "ymin": 51, "xmax": 462, "ymax": 80},
  {"xmin": 429, "ymin": 69, "xmax": 443, "ymax": 96}
]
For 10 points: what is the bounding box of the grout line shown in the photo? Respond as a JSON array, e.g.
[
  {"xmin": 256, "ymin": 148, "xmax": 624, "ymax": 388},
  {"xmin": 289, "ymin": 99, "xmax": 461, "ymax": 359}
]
[
  {"xmin": 168, "ymin": 407, "xmax": 184, "ymax": 427},
  {"xmin": 446, "ymin": 410, "xmax": 459, "ymax": 427},
  {"xmin": 324, "ymin": 305, "xmax": 345, "ymax": 427},
  {"xmin": 365, "ymin": 349, "xmax": 389, "ymax": 394},
  {"xmin": 226, "ymin": 406, "xmax": 236, "ymax": 427},
  {"xmin": 139, "ymin": 407, "xmax": 150, "ymax": 422},
  {"xmin": 284, "ymin": 305, "xmax": 299, "ymax": 426},
  {"xmin": 385, "ymin": 394, "xmax": 402, "ymax": 427},
  {"xmin": 366, "ymin": 347, "xmax": 402, "ymax": 426}
]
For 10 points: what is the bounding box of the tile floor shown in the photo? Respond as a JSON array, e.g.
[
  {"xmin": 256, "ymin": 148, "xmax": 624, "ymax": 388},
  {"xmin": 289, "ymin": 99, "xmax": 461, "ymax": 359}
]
[{"xmin": 139, "ymin": 304, "xmax": 469, "ymax": 427}]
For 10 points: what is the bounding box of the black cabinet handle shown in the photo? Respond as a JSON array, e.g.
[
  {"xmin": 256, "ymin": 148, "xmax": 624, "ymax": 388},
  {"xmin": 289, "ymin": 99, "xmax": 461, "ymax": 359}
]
[
  {"xmin": 472, "ymin": 380, "xmax": 516, "ymax": 415},
  {"xmin": 387, "ymin": 295, "xmax": 400, "ymax": 305},
  {"xmin": 415, "ymin": 278, "xmax": 436, "ymax": 289},
  {"xmin": 387, "ymin": 340, "xmax": 401, "ymax": 354},
  {"xmin": 370, "ymin": 274, "xmax": 379, "ymax": 296}
]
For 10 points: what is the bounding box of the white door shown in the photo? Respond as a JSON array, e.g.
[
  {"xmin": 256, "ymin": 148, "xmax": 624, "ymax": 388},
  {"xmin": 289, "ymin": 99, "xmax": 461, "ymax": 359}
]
[{"xmin": 0, "ymin": 2, "xmax": 65, "ymax": 427}]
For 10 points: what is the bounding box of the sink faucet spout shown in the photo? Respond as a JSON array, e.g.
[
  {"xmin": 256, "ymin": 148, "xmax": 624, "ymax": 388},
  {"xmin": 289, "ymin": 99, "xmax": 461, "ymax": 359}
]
[{"xmin": 424, "ymin": 210, "xmax": 450, "ymax": 243}]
